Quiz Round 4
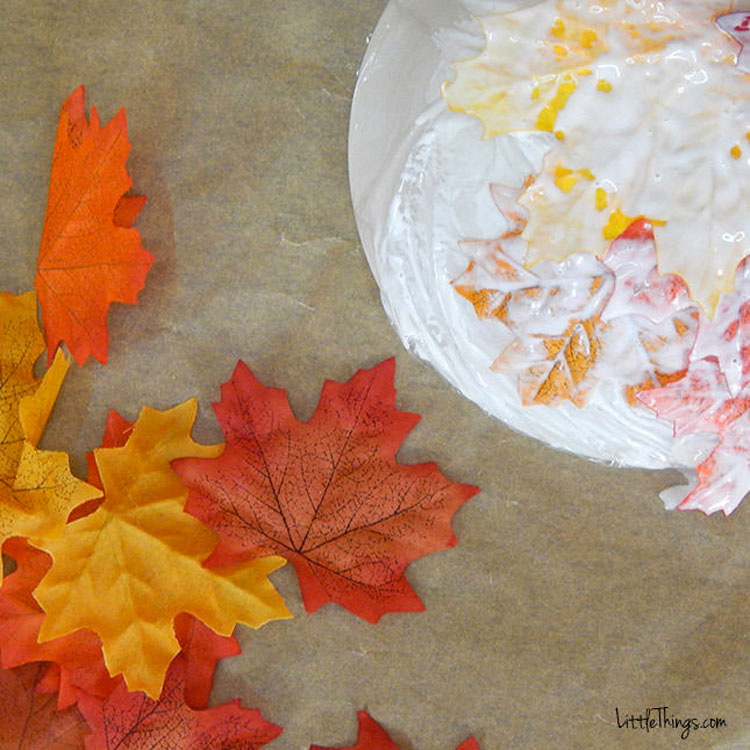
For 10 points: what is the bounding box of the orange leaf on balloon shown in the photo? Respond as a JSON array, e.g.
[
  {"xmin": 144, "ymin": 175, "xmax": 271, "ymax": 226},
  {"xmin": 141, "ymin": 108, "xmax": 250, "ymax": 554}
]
[{"xmin": 35, "ymin": 86, "xmax": 153, "ymax": 365}]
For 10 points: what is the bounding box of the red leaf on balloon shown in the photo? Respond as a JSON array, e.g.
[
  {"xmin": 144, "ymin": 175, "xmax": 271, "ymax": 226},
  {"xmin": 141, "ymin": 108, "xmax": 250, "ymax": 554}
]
[{"xmin": 637, "ymin": 357, "xmax": 750, "ymax": 514}]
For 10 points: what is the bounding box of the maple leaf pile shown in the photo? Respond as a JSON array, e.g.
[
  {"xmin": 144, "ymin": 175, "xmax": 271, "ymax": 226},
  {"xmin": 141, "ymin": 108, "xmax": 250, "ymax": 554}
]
[
  {"xmin": 454, "ymin": 183, "xmax": 750, "ymax": 515},
  {"xmin": 0, "ymin": 90, "xmax": 480, "ymax": 748}
]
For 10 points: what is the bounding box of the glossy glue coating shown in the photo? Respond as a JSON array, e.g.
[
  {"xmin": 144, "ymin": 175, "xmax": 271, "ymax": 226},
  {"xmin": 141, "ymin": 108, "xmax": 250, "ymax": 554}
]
[{"xmin": 348, "ymin": 0, "xmax": 745, "ymax": 485}]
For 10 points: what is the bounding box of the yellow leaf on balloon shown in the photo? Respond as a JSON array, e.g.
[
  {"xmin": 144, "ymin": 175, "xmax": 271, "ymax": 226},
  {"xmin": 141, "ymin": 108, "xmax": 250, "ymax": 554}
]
[{"xmin": 33, "ymin": 399, "xmax": 290, "ymax": 699}]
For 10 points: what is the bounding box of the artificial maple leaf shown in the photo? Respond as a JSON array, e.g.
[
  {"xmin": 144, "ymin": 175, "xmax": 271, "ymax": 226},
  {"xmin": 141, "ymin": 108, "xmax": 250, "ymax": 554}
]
[
  {"xmin": 173, "ymin": 612, "xmax": 241, "ymax": 710},
  {"xmin": 80, "ymin": 410, "xmax": 241, "ymax": 708},
  {"xmin": 174, "ymin": 359, "xmax": 478, "ymax": 624},
  {"xmin": 0, "ymin": 537, "xmax": 119, "ymax": 710},
  {"xmin": 0, "ymin": 292, "xmax": 100, "ymax": 564},
  {"xmin": 66, "ymin": 409, "xmax": 134, "ymax": 523},
  {"xmin": 310, "ymin": 711, "xmax": 398, "ymax": 750},
  {"xmin": 78, "ymin": 657, "xmax": 282, "ymax": 750},
  {"xmin": 0, "ymin": 662, "xmax": 89, "ymax": 749},
  {"xmin": 637, "ymin": 358, "xmax": 750, "ymax": 514},
  {"xmin": 32, "ymin": 399, "xmax": 290, "ymax": 699},
  {"xmin": 35, "ymin": 86, "xmax": 153, "ymax": 366},
  {"xmin": 310, "ymin": 712, "xmax": 480, "ymax": 750}
]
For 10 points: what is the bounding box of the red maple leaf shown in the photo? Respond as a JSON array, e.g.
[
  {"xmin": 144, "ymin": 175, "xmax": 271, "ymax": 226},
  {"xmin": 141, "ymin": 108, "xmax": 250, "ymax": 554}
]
[
  {"xmin": 172, "ymin": 612, "xmax": 241, "ymax": 710},
  {"xmin": 0, "ymin": 662, "xmax": 89, "ymax": 749},
  {"xmin": 35, "ymin": 86, "xmax": 153, "ymax": 366},
  {"xmin": 174, "ymin": 359, "xmax": 478, "ymax": 624},
  {"xmin": 311, "ymin": 711, "xmax": 398, "ymax": 750},
  {"xmin": 310, "ymin": 712, "xmax": 480, "ymax": 750},
  {"xmin": 78, "ymin": 657, "xmax": 282, "ymax": 750},
  {"xmin": 0, "ymin": 537, "xmax": 119, "ymax": 709},
  {"xmin": 455, "ymin": 740, "xmax": 480, "ymax": 750}
]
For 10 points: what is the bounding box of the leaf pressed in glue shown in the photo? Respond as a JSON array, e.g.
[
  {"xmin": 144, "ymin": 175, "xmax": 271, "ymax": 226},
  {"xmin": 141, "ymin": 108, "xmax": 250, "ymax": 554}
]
[
  {"xmin": 454, "ymin": 189, "xmax": 698, "ymax": 407},
  {"xmin": 637, "ymin": 358, "xmax": 750, "ymax": 515},
  {"xmin": 174, "ymin": 359, "xmax": 479, "ymax": 624},
  {"xmin": 691, "ymin": 257, "xmax": 750, "ymax": 398},
  {"xmin": 32, "ymin": 400, "xmax": 290, "ymax": 699},
  {"xmin": 598, "ymin": 219, "xmax": 699, "ymax": 403},
  {"xmin": 444, "ymin": 1, "xmax": 750, "ymax": 315},
  {"xmin": 35, "ymin": 86, "xmax": 153, "ymax": 365},
  {"xmin": 0, "ymin": 292, "xmax": 99, "ymax": 561},
  {"xmin": 0, "ymin": 662, "xmax": 89, "ymax": 749},
  {"xmin": 453, "ymin": 187, "xmax": 613, "ymax": 406},
  {"xmin": 78, "ymin": 657, "xmax": 282, "ymax": 750}
]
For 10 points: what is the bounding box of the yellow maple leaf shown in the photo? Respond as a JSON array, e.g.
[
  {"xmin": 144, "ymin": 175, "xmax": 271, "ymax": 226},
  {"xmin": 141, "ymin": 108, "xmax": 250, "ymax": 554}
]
[
  {"xmin": 0, "ymin": 291, "xmax": 100, "ymax": 560},
  {"xmin": 33, "ymin": 399, "xmax": 291, "ymax": 698}
]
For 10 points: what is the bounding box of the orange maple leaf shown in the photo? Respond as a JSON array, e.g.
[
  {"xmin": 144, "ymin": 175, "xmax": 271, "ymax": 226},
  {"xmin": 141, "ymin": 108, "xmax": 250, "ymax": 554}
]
[
  {"xmin": 35, "ymin": 86, "xmax": 153, "ymax": 365},
  {"xmin": 174, "ymin": 359, "xmax": 479, "ymax": 624}
]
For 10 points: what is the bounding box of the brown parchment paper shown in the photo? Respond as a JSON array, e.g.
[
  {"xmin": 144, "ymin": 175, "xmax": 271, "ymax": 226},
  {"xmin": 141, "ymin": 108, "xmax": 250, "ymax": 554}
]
[{"xmin": 0, "ymin": 2, "xmax": 747, "ymax": 748}]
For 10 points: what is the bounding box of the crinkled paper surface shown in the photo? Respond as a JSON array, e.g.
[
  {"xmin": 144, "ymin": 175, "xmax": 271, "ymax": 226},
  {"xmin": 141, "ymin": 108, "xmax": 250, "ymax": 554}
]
[{"xmin": 0, "ymin": 0, "xmax": 747, "ymax": 748}]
